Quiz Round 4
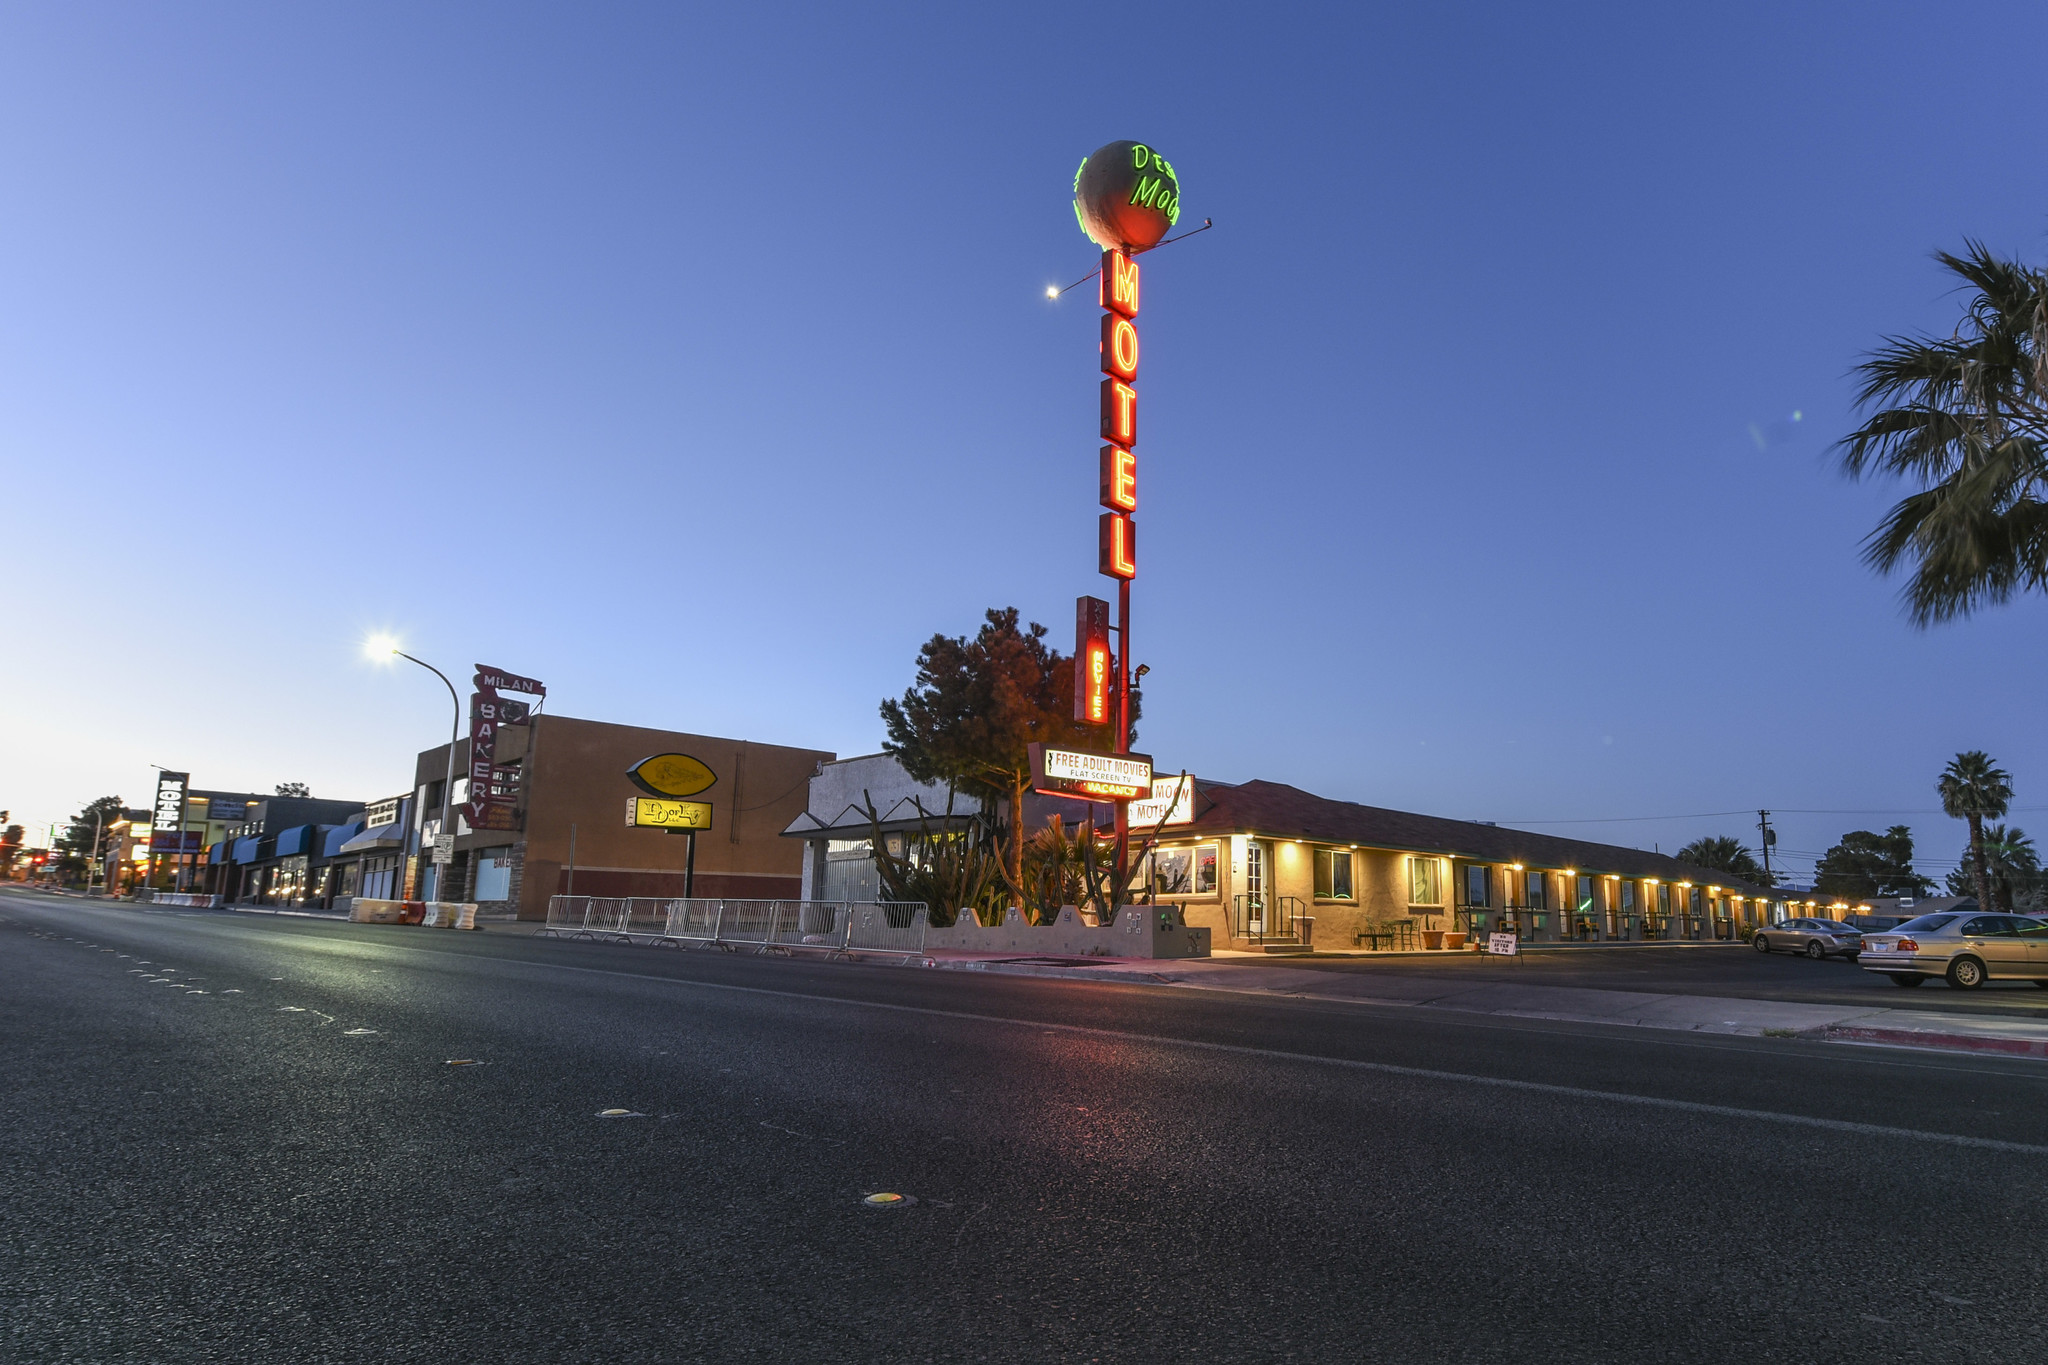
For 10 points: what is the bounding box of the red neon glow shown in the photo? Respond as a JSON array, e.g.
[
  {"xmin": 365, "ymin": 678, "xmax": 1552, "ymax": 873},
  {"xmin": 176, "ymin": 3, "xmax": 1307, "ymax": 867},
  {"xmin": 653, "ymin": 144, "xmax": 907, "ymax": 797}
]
[
  {"xmin": 1100, "ymin": 249, "xmax": 1139, "ymax": 318},
  {"xmin": 1100, "ymin": 379, "xmax": 1136, "ymax": 447},
  {"xmin": 1098, "ymin": 443, "xmax": 1136, "ymax": 512},
  {"xmin": 1082, "ymin": 641, "xmax": 1110, "ymax": 723},
  {"xmin": 1099, "ymin": 511, "xmax": 1135, "ymax": 579},
  {"xmin": 1078, "ymin": 779, "xmax": 1147, "ymax": 798},
  {"xmin": 1100, "ymin": 314, "xmax": 1139, "ymax": 381}
]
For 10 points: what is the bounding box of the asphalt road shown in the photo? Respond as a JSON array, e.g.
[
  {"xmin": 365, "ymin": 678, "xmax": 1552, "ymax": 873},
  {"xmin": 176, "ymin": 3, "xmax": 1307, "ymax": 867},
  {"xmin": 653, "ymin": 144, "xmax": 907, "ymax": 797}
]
[
  {"xmin": 1227, "ymin": 942, "xmax": 2048, "ymax": 1016},
  {"xmin": 7, "ymin": 891, "xmax": 2048, "ymax": 1365}
]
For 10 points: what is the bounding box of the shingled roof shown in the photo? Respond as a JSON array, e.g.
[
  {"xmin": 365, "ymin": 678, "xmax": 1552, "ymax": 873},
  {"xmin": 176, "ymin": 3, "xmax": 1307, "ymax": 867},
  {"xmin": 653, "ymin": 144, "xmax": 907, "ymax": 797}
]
[{"xmin": 1173, "ymin": 779, "xmax": 1775, "ymax": 896}]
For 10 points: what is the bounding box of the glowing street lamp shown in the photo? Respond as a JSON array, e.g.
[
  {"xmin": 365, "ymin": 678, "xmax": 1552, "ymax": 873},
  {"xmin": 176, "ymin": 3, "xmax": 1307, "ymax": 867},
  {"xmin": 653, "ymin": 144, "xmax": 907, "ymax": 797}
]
[{"xmin": 368, "ymin": 635, "xmax": 460, "ymax": 898}]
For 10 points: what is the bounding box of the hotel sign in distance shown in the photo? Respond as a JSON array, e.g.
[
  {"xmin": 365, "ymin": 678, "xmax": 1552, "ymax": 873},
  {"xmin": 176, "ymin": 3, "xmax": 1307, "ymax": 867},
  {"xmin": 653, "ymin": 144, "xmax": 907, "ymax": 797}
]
[{"xmin": 626, "ymin": 752, "xmax": 715, "ymax": 834}]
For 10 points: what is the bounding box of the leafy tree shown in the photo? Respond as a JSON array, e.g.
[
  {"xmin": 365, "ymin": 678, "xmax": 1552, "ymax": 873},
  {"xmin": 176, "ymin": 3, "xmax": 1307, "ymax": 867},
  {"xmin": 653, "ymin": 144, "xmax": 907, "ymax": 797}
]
[
  {"xmin": 1838, "ymin": 243, "xmax": 2048, "ymax": 623},
  {"xmin": 0, "ymin": 824, "xmax": 23, "ymax": 876},
  {"xmin": 56, "ymin": 796, "xmax": 125, "ymax": 878},
  {"xmin": 274, "ymin": 782, "xmax": 311, "ymax": 798},
  {"xmin": 1937, "ymin": 750, "xmax": 2013, "ymax": 916},
  {"xmin": 880, "ymin": 607, "xmax": 1135, "ymax": 900},
  {"xmin": 1942, "ymin": 823, "xmax": 2039, "ymax": 910},
  {"xmin": 1813, "ymin": 825, "xmax": 1935, "ymax": 898},
  {"xmin": 1675, "ymin": 835, "xmax": 1774, "ymax": 888}
]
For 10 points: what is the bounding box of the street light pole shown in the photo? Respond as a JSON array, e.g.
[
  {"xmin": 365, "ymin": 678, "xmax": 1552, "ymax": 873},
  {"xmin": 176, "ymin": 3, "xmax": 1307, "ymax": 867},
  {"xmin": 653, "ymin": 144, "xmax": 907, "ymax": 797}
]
[{"xmin": 393, "ymin": 649, "xmax": 461, "ymax": 902}]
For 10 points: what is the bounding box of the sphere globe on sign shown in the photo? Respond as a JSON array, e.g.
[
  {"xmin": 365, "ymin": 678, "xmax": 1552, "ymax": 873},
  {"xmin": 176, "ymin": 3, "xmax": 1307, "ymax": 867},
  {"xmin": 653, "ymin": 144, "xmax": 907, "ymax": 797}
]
[{"xmin": 1073, "ymin": 141, "xmax": 1182, "ymax": 254}]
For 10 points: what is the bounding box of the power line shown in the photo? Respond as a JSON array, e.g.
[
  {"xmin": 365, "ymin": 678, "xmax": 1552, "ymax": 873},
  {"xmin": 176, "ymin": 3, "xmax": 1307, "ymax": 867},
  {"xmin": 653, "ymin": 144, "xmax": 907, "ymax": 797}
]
[{"xmin": 1500, "ymin": 805, "xmax": 2048, "ymax": 826}]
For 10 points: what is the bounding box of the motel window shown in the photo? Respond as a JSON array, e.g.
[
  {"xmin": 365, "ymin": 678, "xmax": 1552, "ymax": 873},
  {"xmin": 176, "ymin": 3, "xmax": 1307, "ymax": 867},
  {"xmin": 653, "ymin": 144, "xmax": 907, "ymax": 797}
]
[
  {"xmin": 1150, "ymin": 846, "xmax": 1194, "ymax": 895},
  {"xmin": 1620, "ymin": 880, "xmax": 1636, "ymax": 914},
  {"xmin": 1657, "ymin": 883, "xmax": 1671, "ymax": 916},
  {"xmin": 1194, "ymin": 844, "xmax": 1219, "ymax": 895},
  {"xmin": 1576, "ymin": 875, "xmax": 1595, "ymax": 914},
  {"xmin": 1314, "ymin": 849, "xmax": 1353, "ymax": 901},
  {"xmin": 1689, "ymin": 886, "xmax": 1703, "ymax": 915},
  {"xmin": 1524, "ymin": 871, "xmax": 1546, "ymax": 910},
  {"xmin": 1408, "ymin": 857, "xmax": 1443, "ymax": 906},
  {"xmin": 1461, "ymin": 864, "xmax": 1489, "ymax": 907}
]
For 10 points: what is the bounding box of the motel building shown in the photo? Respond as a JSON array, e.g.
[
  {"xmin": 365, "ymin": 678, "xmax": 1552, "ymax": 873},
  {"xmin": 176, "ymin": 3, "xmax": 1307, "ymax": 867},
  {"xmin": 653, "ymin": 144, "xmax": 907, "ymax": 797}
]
[{"xmin": 1135, "ymin": 778, "xmax": 1787, "ymax": 951}]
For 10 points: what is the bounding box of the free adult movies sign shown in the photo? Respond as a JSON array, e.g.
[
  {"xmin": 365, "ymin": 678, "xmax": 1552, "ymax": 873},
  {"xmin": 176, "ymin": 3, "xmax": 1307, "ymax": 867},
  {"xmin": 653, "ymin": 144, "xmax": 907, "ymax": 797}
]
[{"xmin": 1028, "ymin": 744, "xmax": 1153, "ymax": 801}]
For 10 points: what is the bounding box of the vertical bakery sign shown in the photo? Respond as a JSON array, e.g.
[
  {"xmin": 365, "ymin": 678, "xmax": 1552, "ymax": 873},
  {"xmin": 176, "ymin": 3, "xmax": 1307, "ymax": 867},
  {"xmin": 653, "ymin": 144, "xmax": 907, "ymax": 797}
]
[{"xmin": 465, "ymin": 664, "xmax": 545, "ymax": 831}]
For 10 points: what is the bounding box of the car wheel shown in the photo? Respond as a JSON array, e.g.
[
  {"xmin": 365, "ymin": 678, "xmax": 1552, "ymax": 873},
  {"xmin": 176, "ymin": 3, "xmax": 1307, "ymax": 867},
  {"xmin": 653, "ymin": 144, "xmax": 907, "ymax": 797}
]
[
  {"xmin": 1886, "ymin": 973, "xmax": 1927, "ymax": 988},
  {"xmin": 1947, "ymin": 956, "xmax": 1986, "ymax": 990},
  {"xmin": 1753, "ymin": 936, "xmax": 1771, "ymax": 954},
  {"xmin": 1805, "ymin": 941, "xmax": 1826, "ymax": 960}
]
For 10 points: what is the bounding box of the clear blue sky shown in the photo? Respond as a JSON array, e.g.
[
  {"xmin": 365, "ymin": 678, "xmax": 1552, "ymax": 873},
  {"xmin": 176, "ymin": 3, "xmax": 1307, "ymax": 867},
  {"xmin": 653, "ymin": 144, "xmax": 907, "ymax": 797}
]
[{"xmin": 5, "ymin": 2, "xmax": 2046, "ymax": 885}]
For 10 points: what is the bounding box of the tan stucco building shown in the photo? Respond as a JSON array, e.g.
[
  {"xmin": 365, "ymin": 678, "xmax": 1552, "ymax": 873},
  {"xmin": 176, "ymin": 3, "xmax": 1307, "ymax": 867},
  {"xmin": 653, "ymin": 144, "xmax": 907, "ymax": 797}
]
[
  {"xmin": 412, "ymin": 715, "xmax": 833, "ymax": 920},
  {"xmin": 1138, "ymin": 779, "xmax": 1784, "ymax": 952}
]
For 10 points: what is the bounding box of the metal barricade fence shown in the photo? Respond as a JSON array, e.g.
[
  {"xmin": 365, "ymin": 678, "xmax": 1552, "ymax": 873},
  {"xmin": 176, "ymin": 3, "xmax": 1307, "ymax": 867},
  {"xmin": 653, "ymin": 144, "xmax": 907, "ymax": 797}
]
[
  {"xmin": 845, "ymin": 902, "xmax": 928, "ymax": 958},
  {"xmin": 580, "ymin": 897, "xmax": 632, "ymax": 941},
  {"xmin": 542, "ymin": 895, "xmax": 590, "ymax": 936},
  {"xmin": 714, "ymin": 899, "xmax": 782, "ymax": 950},
  {"xmin": 662, "ymin": 898, "xmax": 725, "ymax": 946},
  {"xmin": 623, "ymin": 897, "xmax": 671, "ymax": 940},
  {"xmin": 768, "ymin": 900, "xmax": 848, "ymax": 954},
  {"xmin": 538, "ymin": 897, "xmax": 926, "ymax": 956}
]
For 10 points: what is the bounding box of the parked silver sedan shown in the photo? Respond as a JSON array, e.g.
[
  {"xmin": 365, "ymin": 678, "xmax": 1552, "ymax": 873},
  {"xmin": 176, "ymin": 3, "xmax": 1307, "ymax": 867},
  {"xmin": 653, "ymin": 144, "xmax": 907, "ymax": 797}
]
[
  {"xmin": 1859, "ymin": 911, "xmax": 2048, "ymax": 989},
  {"xmin": 1753, "ymin": 917, "xmax": 1862, "ymax": 960}
]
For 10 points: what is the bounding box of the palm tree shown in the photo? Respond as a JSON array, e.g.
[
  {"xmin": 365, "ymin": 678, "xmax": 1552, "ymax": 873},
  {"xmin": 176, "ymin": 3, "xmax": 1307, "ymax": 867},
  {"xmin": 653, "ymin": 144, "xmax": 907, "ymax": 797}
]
[
  {"xmin": 1837, "ymin": 244, "xmax": 2048, "ymax": 624},
  {"xmin": 1675, "ymin": 835, "xmax": 1773, "ymax": 888},
  {"xmin": 1937, "ymin": 751, "xmax": 2013, "ymax": 912}
]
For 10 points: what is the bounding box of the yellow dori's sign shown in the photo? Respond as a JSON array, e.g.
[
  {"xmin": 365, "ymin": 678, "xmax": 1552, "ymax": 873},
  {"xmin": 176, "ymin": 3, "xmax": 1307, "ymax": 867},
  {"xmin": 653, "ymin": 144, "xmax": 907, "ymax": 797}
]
[
  {"xmin": 628, "ymin": 752, "xmax": 717, "ymax": 798},
  {"xmin": 627, "ymin": 797, "xmax": 713, "ymax": 831}
]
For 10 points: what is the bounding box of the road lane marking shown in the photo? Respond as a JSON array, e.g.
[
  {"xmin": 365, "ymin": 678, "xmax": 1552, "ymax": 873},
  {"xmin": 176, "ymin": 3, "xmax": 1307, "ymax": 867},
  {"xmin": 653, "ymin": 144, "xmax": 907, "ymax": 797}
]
[
  {"xmin": 19, "ymin": 905, "xmax": 2048, "ymax": 1154},
  {"xmin": 474, "ymin": 958, "xmax": 2048, "ymax": 1157}
]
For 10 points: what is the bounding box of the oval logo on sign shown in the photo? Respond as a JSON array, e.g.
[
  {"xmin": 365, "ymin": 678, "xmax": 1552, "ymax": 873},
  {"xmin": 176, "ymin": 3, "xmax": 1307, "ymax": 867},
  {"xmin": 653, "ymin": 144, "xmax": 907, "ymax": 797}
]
[{"xmin": 628, "ymin": 753, "xmax": 716, "ymax": 798}]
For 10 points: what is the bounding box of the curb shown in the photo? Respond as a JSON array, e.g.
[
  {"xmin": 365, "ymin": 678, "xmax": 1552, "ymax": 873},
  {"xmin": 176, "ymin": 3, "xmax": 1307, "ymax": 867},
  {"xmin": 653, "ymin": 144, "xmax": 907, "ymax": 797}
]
[{"xmin": 1821, "ymin": 1023, "xmax": 2048, "ymax": 1059}]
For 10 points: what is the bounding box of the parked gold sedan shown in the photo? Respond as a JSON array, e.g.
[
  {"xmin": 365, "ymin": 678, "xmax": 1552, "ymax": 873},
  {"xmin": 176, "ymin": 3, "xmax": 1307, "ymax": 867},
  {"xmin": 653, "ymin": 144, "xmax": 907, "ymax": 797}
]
[
  {"xmin": 1857, "ymin": 911, "xmax": 2048, "ymax": 989},
  {"xmin": 1752, "ymin": 917, "xmax": 1862, "ymax": 960}
]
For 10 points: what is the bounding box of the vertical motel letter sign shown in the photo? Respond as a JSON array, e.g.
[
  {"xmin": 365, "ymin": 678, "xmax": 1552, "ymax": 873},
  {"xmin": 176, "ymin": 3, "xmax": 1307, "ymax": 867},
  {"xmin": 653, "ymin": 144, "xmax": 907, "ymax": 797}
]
[{"xmin": 1098, "ymin": 247, "xmax": 1138, "ymax": 581}]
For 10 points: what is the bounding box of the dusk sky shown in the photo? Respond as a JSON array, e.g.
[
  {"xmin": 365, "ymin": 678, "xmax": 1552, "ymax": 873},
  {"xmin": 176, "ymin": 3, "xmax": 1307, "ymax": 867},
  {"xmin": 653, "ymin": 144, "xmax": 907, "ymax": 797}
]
[{"xmin": 6, "ymin": 2, "xmax": 2048, "ymax": 885}]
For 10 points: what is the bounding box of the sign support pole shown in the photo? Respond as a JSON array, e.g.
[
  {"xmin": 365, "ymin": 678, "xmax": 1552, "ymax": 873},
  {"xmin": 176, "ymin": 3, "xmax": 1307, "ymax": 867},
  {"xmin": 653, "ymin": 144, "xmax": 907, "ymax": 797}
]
[
  {"xmin": 685, "ymin": 829, "xmax": 697, "ymax": 900},
  {"xmin": 1115, "ymin": 576, "xmax": 1131, "ymax": 899}
]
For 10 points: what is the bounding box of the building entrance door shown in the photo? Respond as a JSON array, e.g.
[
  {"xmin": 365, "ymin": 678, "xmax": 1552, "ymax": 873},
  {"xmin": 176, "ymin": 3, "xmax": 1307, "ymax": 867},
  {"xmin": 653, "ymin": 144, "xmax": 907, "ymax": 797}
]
[{"xmin": 1244, "ymin": 842, "xmax": 1268, "ymax": 931}]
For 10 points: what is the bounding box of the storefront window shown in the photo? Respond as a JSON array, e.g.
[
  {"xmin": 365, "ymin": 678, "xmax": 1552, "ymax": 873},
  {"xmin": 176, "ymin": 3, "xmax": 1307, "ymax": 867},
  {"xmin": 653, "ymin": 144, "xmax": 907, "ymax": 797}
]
[
  {"xmin": 1194, "ymin": 844, "xmax": 1218, "ymax": 894},
  {"xmin": 1408, "ymin": 857, "xmax": 1442, "ymax": 906},
  {"xmin": 1314, "ymin": 849, "xmax": 1353, "ymax": 900},
  {"xmin": 474, "ymin": 847, "xmax": 515, "ymax": 902}
]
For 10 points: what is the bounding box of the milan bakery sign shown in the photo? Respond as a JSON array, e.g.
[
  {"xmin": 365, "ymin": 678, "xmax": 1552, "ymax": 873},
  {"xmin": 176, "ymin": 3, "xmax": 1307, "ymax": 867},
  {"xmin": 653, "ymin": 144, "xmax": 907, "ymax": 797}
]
[{"xmin": 466, "ymin": 664, "xmax": 545, "ymax": 831}]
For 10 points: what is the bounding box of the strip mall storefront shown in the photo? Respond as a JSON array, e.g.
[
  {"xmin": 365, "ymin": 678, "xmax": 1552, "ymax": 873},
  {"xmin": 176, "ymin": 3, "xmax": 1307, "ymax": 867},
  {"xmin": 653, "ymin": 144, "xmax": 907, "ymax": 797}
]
[{"xmin": 1135, "ymin": 778, "xmax": 1787, "ymax": 951}]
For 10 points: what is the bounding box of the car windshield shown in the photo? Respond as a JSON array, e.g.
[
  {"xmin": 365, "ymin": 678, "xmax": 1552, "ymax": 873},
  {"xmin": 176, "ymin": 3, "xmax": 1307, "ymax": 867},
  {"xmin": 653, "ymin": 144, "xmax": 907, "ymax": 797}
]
[{"xmin": 1894, "ymin": 914, "xmax": 1959, "ymax": 933}]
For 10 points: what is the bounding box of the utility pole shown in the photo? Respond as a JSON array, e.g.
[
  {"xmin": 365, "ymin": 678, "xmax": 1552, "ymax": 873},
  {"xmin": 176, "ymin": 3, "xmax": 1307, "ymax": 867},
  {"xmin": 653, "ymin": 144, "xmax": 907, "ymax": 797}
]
[{"xmin": 1757, "ymin": 810, "xmax": 1776, "ymax": 883}]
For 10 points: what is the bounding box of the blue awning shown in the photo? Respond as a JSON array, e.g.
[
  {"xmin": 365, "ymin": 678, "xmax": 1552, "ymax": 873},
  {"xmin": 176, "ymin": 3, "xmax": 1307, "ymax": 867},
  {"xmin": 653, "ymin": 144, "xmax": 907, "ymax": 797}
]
[
  {"xmin": 206, "ymin": 841, "xmax": 227, "ymax": 864},
  {"xmin": 231, "ymin": 837, "xmax": 261, "ymax": 864},
  {"xmin": 273, "ymin": 825, "xmax": 314, "ymax": 857},
  {"xmin": 322, "ymin": 821, "xmax": 366, "ymax": 858}
]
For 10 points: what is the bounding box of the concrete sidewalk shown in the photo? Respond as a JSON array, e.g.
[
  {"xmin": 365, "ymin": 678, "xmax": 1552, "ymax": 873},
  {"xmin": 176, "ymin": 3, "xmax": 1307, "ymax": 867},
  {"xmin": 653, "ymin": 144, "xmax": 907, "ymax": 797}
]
[{"xmin": 925, "ymin": 951, "xmax": 2048, "ymax": 1060}]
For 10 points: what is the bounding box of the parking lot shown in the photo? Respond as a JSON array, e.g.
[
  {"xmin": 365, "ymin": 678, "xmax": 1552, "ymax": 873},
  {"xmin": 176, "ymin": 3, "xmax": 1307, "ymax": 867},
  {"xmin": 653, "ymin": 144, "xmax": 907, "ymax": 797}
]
[{"xmin": 1218, "ymin": 942, "xmax": 2048, "ymax": 1017}]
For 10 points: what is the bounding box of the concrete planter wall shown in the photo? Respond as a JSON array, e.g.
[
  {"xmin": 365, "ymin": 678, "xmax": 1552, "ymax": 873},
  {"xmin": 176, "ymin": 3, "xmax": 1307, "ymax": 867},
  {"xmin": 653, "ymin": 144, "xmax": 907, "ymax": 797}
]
[{"xmin": 924, "ymin": 904, "xmax": 1209, "ymax": 959}]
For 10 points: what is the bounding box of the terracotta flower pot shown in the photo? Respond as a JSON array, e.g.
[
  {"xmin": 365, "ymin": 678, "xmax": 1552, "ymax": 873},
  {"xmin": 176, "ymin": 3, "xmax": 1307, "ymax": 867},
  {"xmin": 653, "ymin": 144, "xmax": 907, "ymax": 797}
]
[
  {"xmin": 1443, "ymin": 932, "xmax": 1468, "ymax": 951},
  {"xmin": 1421, "ymin": 929, "xmax": 1445, "ymax": 950}
]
